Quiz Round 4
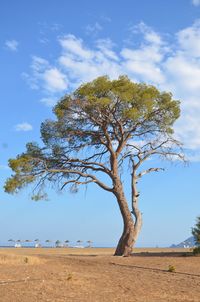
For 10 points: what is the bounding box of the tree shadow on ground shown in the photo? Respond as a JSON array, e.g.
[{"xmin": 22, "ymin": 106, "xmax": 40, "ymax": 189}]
[
  {"xmin": 110, "ymin": 261, "xmax": 200, "ymax": 278},
  {"xmin": 131, "ymin": 251, "xmax": 193, "ymax": 257}
]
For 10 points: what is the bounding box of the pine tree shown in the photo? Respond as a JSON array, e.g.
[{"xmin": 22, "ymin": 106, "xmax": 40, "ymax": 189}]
[{"xmin": 4, "ymin": 76, "xmax": 185, "ymax": 256}]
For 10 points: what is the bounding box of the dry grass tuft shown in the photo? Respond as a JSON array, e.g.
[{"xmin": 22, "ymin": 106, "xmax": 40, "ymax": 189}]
[{"xmin": 66, "ymin": 273, "xmax": 73, "ymax": 281}]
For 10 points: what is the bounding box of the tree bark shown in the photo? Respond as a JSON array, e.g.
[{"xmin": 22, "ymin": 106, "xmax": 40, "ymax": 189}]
[
  {"xmin": 113, "ymin": 181, "xmax": 136, "ymax": 256},
  {"xmin": 113, "ymin": 171, "xmax": 142, "ymax": 256}
]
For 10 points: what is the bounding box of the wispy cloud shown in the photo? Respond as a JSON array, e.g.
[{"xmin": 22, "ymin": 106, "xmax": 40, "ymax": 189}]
[
  {"xmin": 59, "ymin": 34, "xmax": 94, "ymax": 60},
  {"xmin": 58, "ymin": 34, "xmax": 122, "ymax": 86},
  {"xmin": 51, "ymin": 23, "xmax": 62, "ymax": 32},
  {"xmin": 100, "ymin": 15, "xmax": 111, "ymax": 23},
  {"xmin": 39, "ymin": 37, "xmax": 49, "ymax": 44},
  {"xmin": 130, "ymin": 21, "xmax": 163, "ymax": 45},
  {"xmin": 192, "ymin": 0, "xmax": 200, "ymax": 6},
  {"xmin": 14, "ymin": 122, "xmax": 33, "ymax": 132},
  {"xmin": 5, "ymin": 39, "xmax": 19, "ymax": 51},
  {"xmin": 23, "ymin": 21, "xmax": 200, "ymax": 159},
  {"xmin": 85, "ymin": 22, "xmax": 103, "ymax": 35},
  {"xmin": 23, "ymin": 56, "xmax": 68, "ymax": 93}
]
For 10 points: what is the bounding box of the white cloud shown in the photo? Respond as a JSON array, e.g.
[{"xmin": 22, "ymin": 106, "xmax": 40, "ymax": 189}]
[
  {"xmin": 121, "ymin": 47, "xmax": 165, "ymax": 84},
  {"xmin": 24, "ymin": 21, "xmax": 200, "ymax": 159},
  {"xmin": 96, "ymin": 39, "xmax": 119, "ymax": 61},
  {"xmin": 59, "ymin": 34, "xmax": 93, "ymax": 59},
  {"xmin": 5, "ymin": 39, "xmax": 19, "ymax": 51},
  {"xmin": 162, "ymin": 21, "xmax": 200, "ymax": 153},
  {"xmin": 130, "ymin": 22, "xmax": 163, "ymax": 46},
  {"xmin": 177, "ymin": 20, "xmax": 200, "ymax": 57},
  {"xmin": 165, "ymin": 55, "xmax": 200, "ymax": 94},
  {"xmin": 121, "ymin": 22, "xmax": 167, "ymax": 84},
  {"xmin": 192, "ymin": 0, "xmax": 200, "ymax": 6},
  {"xmin": 58, "ymin": 35, "xmax": 122, "ymax": 86},
  {"xmin": 15, "ymin": 123, "xmax": 33, "ymax": 132},
  {"xmin": 57, "ymin": 26, "xmax": 166, "ymax": 88},
  {"xmin": 43, "ymin": 68, "xmax": 68, "ymax": 92},
  {"xmin": 24, "ymin": 56, "xmax": 68, "ymax": 93},
  {"xmin": 31, "ymin": 56, "xmax": 49, "ymax": 71}
]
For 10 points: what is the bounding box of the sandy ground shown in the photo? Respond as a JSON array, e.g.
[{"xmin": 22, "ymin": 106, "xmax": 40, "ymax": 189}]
[{"xmin": 0, "ymin": 248, "xmax": 199, "ymax": 302}]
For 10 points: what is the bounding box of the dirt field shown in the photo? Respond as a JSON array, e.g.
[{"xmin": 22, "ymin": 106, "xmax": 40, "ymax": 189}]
[{"xmin": 0, "ymin": 248, "xmax": 199, "ymax": 302}]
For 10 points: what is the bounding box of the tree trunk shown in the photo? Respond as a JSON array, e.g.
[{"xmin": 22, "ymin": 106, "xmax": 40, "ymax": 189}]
[
  {"xmin": 113, "ymin": 174, "xmax": 143, "ymax": 256},
  {"xmin": 114, "ymin": 216, "xmax": 135, "ymax": 256},
  {"xmin": 113, "ymin": 182, "xmax": 137, "ymax": 256}
]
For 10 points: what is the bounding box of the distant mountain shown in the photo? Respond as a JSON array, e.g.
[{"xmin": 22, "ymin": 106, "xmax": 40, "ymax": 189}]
[{"xmin": 170, "ymin": 236, "xmax": 196, "ymax": 248}]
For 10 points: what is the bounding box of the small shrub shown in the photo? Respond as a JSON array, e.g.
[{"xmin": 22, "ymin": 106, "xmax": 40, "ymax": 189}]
[
  {"xmin": 168, "ymin": 265, "xmax": 176, "ymax": 272},
  {"xmin": 193, "ymin": 246, "xmax": 200, "ymax": 256}
]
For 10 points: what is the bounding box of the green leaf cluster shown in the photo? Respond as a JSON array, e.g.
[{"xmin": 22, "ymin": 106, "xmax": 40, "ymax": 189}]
[{"xmin": 4, "ymin": 144, "xmax": 43, "ymax": 194}]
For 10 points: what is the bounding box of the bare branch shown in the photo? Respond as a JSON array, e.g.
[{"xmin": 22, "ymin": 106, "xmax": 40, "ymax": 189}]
[
  {"xmin": 61, "ymin": 178, "xmax": 93, "ymax": 190},
  {"xmin": 65, "ymin": 157, "xmax": 110, "ymax": 172},
  {"xmin": 43, "ymin": 168, "xmax": 114, "ymax": 192},
  {"xmin": 137, "ymin": 167, "xmax": 165, "ymax": 179}
]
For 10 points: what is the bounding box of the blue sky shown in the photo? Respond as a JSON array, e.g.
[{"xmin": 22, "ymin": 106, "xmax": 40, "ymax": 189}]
[{"xmin": 0, "ymin": 0, "xmax": 200, "ymax": 247}]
